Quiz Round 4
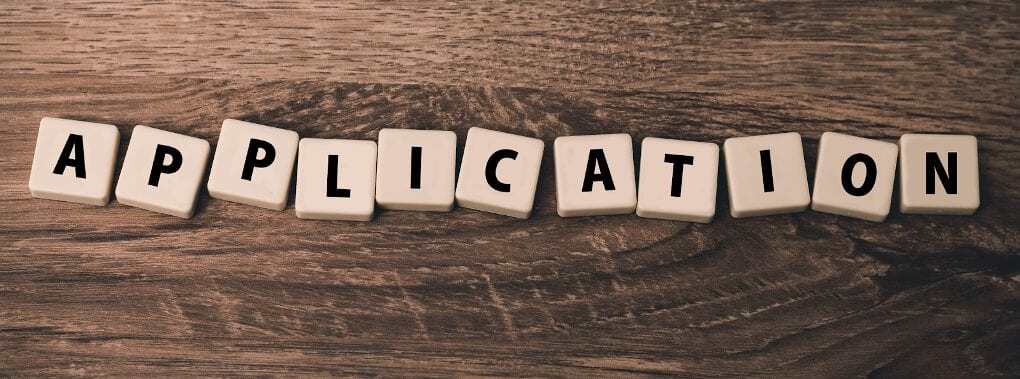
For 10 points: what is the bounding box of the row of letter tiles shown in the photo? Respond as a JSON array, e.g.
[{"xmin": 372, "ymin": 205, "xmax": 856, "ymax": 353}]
[{"xmin": 29, "ymin": 118, "xmax": 980, "ymax": 221}]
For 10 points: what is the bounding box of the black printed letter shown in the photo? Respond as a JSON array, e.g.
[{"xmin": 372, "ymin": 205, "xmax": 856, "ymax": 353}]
[
  {"xmin": 241, "ymin": 139, "xmax": 275, "ymax": 181},
  {"xmin": 148, "ymin": 144, "xmax": 183, "ymax": 186},
  {"xmin": 582, "ymin": 149, "xmax": 615, "ymax": 192},
  {"xmin": 926, "ymin": 152, "xmax": 957, "ymax": 194},
  {"xmin": 410, "ymin": 146, "xmax": 422, "ymax": 189},
  {"xmin": 840, "ymin": 153, "xmax": 877, "ymax": 196},
  {"xmin": 53, "ymin": 134, "xmax": 87, "ymax": 178},
  {"xmin": 664, "ymin": 154, "xmax": 694, "ymax": 197},
  {"xmin": 759, "ymin": 150, "xmax": 775, "ymax": 192},
  {"xmin": 486, "ymin": 149, "xmax": 517, "ymax": 193},
  {"xmin": 326, "ymin": 154, "xmax": 352, "ymax": 197}
]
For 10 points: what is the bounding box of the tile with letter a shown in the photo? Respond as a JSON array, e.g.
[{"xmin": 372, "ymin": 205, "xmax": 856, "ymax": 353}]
[
  {"xmin": 375, "ymin": 129, "xmax": 457, "ymax": 212},
  {"xmin": 206, "ymin": 119, "xmax": 299, "ymax": 211},
  {"xmin": 29, "ymin": 117, "xmax": 120, "ymax": 206},
  {"xmin": 899, "ymin": 134, "xmax": 979, "ymax": 215},
  {"xmin": 723, "ymin": 132, "xmax": 811, "ymax": 218},
  {"xmin": 554, "ymin": 134, "xmax": 636, "ymax": 217},
  {"xmin": 115, "ymin": 125, "xmax": 210, "ymax": 218},
  {"xmin": 295, "ymin": 138, "xmax": 378, "ymax": 221},
  {"xmin": 455, "ymin": 127, "xmax": 544, "ymax": 219},
  {"xmin": 810, "ymin": 132, "xmax": 898, "ymax": 222},
  {"xmin": 636, "ymin": 137, "xmax": 719, "ymax": 223}
]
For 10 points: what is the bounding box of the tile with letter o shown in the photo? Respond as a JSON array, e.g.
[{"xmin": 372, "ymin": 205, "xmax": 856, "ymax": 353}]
[
  {"xmin": 375, "ymin": 129, "xmax": 457, "ymax": 212},
  {"xmin": 29, "ymin": 117, "xmax": 120, "ymax": 206},
  {"xmin": 207, "ymin": 119, "xmax": 299, "ymax": 211},
  {"xmin": 899, "ymin": 134, "xmax": 979, "ymax": 215},
  {"xmin": 115, "ymin": 125, "xmax": 211, "ymax": 218},
  {"xmin": 810, "ymin": 132, "xmax": 898, "ymax": 222},
  {"xmin": 455, "ymin": 127, "xmax": 544, "ymax": 219},
  {"xmin": 554, "ymin": 134, "xmax": 636, "ymax": 217},
  {"xmin": 295, "ymin": 138, "xmax": 378, "ymax": 221},
  {"xmin": 723, "ymin": 132, "xmax": 810, "ymax": 218},
  {"xmin": 636, "ymin": 137, "xmax": 719, "ymax": 223}
]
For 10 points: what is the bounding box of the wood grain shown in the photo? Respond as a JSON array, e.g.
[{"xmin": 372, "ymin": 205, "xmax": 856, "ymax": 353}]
[{"xmin": 1, "ymin": 1, "xmax": 1019, "ymax": 376}]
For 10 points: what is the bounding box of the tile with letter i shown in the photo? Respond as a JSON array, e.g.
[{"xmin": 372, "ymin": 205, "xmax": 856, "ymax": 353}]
[
  {"xmin": 115, "ymin": 125, "xmax": 211, "ymax": 218},
  {"xmin": 723, "ymin": 132, "xmax": 811, "ymax": 218},
  {"xmin": 375, "ymin": 129, "xmax": 457, "ymax": 212},
  {"xmin": 206, "ymin": 119, "xmax": 299, "ymax": 211},
  {"xmin": 554, "ymin": 134, "xmax": 636, "ymax": 217},
  {"xmin": 898, "ymin": 134, "xmax": 979, "ymax": 215},
  {"xmin": 29, "ymin": 117, "xmax": 120, "ymax": 206},
  {"xmin": 295, "ymin": 138, "xmax": 378, "ymax": 221},
  {"xmin": 810, "ymin": 132, "xmax": 898, "ymax": 222},
  {"xmin": 636, "ymin": 137, "xmax": 719, "ymax": 223}
]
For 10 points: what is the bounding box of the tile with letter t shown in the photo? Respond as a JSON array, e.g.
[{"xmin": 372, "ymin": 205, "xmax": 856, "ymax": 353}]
[
  {"xmin": 375, "ymin": 129, "xmax": 457, "ymax": 212},
  {"xmin": 723, "ymin": 132, "xmax": 811, "ymax": 218},
  {"xmin": 295, "ymin": 138, "xmax": 378, "ymax": 221},
  {"xmin": 455, "ymin": 127, "xmax": 544, "ymax": 218},
  {"xmin": 810, "ymin": 132, "xmax": 898, "ymax": 222},
  {"xmin": 554, "ymin": 134, "xmax": 636, "ymax": 217},
  {"xmin": 899, "ymin": 134, "xmax": 979, "ymax": 215},
  {"xmin": 29, "ymin": 117, "xmax": 120, "ymax": 206},
  {"xmin": 115, "ymin": 125, "xmax": 211, "ymax": 218},
  {"xmin": 207, "ymin": 119, "xmax": 299, "ymax": 211},
  {"xmin": 636, "ymin": 137, "xmax": 719, "ymax": 223}
]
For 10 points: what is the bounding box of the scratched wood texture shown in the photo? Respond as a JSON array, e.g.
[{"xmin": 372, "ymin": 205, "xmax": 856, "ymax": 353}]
[{"xmin": 1, "ymin": 1, "xmax": 1019, "ymax": 377}]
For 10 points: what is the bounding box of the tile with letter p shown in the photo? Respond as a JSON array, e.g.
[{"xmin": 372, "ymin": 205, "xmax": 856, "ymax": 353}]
[
  {"xmin": 206, "ymin": 119, "xmax": 299, "ymax": 211},
  {"xmin": 115, "ymin": 125, "xmax": 210, "ymax": 218}
]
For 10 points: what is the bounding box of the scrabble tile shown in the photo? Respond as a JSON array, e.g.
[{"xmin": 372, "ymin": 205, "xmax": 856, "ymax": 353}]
[
  {"xmin": 375, "ymin": 129, "xmax": 457, "ymax": 212},
  {"xmin": 455, "ymin": 127, "xmax": 545, "ymax": 219},
  {"xmin": 810, "ymin": 132, "xmax": 898, "ymax": 222},
  {"xmin": 898, "ymin": 134, "xmax": 979, "ymax": 215},
  {"xmin": 29, "ymin": 117, "xmax": 120, "ymax": 206},
  {"xmin": 207, "ymin": 119, "xmax": 299, "ymax": 211},
  {"xmin": 723, "ymin": 132, "xmax": 810, "ymax": 218},
  {"xmin": 636, "ymin": 137, "xmax": 719, "ymax": 223},
  {"xmin": 295, "ymin": 138, "xmax": 377, "ymax": 221},
  {"xmin": 114, "ymin": 125, "xmax": 211, "ymax": 218},
  {"xmin": 554, "ymin": 134, "xmax": 636, "ymax": 217}
]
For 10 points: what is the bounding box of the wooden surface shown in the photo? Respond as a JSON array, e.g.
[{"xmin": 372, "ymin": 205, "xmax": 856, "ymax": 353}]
[{"xmin": 1, "ymin": 1, "xmax": 1018, "ymax": 376}]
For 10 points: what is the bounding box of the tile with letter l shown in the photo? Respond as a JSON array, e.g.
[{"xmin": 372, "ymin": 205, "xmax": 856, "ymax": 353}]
[{"xmin": 295, "ymin": 138, "xmax": 377, "ymax": 221}]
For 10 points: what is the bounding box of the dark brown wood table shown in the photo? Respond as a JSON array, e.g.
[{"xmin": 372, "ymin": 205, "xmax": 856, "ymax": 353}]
[{"xmin": 1, "ymin": 1, "xmax": 1018, "ymax": 376}]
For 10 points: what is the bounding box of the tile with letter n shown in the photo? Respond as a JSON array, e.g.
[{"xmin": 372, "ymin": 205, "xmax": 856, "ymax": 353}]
[
  {"xmin": 898, "ymin": 134, "xmax": 979, "ymax": 215},
  {"xmin": 29, "ymin": 117, "xmax": 120, "ymax": 206},
  {"xmin": 115, "ymin": 125, "xmax": 210, "ymax": 218}
]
